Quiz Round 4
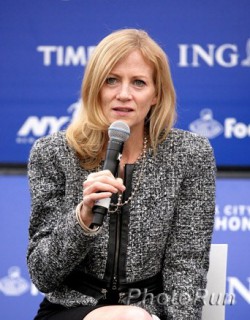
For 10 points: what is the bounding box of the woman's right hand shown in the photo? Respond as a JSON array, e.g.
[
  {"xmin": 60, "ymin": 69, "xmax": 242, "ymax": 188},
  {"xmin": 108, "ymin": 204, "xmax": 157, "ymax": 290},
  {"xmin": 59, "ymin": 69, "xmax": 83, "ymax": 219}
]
[{"xmin": 80, "ymin": 170, "xmax": 126, "ymax": 227}]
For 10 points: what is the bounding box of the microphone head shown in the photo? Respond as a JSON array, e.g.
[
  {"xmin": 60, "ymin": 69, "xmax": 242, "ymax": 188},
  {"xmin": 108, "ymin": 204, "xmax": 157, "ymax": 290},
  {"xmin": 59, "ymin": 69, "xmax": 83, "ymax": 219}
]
[{"xmin": 108, "ymin": 121, "xmax": 130, "ymax": 142}]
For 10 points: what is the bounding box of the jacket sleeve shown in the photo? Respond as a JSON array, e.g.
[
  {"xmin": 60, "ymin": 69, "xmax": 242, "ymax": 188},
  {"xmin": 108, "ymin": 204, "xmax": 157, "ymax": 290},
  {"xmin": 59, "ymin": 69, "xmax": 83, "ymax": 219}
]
[
  {"xmin": 162, "ymin": 135, "xmax": 216, "ymax": 320},
  {"xmin": 27, "ymin": 136, "xmax": 99, "ymax": 293}
]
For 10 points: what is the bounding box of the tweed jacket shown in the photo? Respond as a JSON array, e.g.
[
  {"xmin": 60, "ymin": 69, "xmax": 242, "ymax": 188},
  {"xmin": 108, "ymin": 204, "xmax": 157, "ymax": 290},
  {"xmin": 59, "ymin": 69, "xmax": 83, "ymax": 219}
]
[{"xmin": 27, "ymin": 128, "xmax": 216, "ymax": 320}]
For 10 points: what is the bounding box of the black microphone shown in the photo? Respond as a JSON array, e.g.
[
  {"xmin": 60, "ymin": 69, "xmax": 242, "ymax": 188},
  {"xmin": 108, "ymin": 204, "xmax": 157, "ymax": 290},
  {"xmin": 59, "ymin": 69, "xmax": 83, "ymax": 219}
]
[{"xmin": 91, "ymin": 121, "xmax": 130, "ymax": 227}]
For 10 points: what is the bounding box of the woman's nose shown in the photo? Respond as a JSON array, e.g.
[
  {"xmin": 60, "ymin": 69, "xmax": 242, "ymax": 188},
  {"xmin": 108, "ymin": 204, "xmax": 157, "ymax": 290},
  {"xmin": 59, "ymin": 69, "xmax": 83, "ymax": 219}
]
[{"xmin": 116, "ymin": 83, "xmax": 132, "ymax": 100}]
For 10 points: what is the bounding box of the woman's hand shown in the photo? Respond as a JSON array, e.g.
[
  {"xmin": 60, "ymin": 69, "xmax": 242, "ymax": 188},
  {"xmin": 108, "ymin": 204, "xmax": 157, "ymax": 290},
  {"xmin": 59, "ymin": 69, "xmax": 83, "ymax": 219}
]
[{"xmin": 80, "ymin": 170, "xmax": 125, "ymax": 227}]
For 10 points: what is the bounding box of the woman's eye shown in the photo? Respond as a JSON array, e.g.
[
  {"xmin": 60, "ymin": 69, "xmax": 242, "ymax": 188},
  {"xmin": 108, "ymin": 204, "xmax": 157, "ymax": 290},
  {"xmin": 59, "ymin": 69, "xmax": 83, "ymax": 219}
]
[
  {"xmin": 134, "ymin": 79, "xmax": 146, "ymax": 87},
  {"xmin": 105, "ymin": 77, "xmax": 117, "ymax": 85}
]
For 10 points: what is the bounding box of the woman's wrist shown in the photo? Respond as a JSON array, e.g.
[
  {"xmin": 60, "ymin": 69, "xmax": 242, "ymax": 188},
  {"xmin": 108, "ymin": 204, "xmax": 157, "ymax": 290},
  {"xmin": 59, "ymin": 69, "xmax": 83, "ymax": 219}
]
[{"xmin": 75, "ymin": 201, "xmax": 100, "ymax": 234}]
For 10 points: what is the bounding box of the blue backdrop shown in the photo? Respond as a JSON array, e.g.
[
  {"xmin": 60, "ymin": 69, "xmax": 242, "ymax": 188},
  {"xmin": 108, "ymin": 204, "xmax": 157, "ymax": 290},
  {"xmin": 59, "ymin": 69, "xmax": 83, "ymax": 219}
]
[
  {"xmin": 0, "ymin": 0, "xmax": 249, "ymax": 166},
  {"xmin": 0, "ymin": 1, "xmax": 249, "ymax": 319}
]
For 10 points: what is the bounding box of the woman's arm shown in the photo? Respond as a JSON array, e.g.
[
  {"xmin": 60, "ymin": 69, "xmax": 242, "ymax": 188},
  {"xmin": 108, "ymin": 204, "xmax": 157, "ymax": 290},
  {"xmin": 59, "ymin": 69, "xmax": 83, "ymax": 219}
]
[
  {"xmin": 162, "ymin": 135, "xmax": 216, "ymax": 319},
  {"xmin": 27, "ymin": 135, "xmax": 100, "ymax": 293}
]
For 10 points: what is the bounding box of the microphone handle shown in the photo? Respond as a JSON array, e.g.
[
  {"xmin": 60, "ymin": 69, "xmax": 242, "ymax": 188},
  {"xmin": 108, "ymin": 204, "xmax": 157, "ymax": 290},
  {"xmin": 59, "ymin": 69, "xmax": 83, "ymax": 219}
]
[
  {"xmin": 103, "ymin": 140, "xmax": 122, "ymax": 174},
  {"xmin": 91, "ymin": 139, "xmax": 124, "ymax": 227}
]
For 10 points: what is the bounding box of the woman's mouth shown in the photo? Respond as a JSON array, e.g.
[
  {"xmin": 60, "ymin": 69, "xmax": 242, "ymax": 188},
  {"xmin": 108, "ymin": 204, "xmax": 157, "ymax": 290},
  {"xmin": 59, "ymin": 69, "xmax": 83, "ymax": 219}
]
[{"xmin": 112, "ymin": 107, "xmax": 134, "ymax": 116}]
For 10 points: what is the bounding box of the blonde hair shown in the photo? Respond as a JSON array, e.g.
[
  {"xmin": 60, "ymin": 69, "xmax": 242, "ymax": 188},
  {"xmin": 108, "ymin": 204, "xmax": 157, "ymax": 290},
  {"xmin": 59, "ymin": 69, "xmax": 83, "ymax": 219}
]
[{"xmin": 66, "ymin": 29, "xmax": 176, "ymax": 169}]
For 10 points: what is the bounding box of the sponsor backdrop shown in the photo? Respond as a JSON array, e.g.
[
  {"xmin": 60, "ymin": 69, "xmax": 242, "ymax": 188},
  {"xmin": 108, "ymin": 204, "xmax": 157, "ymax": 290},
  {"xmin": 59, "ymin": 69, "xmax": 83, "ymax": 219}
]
[
  {"xmin": 0, "ymin": 0, "xmax": 249, "ymax": 167},
  {"xmin": 0, "ymin": 1, "xmax": 249, "ymax": 320}
]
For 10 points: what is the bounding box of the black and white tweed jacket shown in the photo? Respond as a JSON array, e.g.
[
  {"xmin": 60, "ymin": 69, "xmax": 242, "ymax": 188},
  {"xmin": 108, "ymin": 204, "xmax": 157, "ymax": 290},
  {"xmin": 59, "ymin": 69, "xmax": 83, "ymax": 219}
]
[{"xmin": 27, "ymin": 128, "xmax": 216, "ymax": 320}]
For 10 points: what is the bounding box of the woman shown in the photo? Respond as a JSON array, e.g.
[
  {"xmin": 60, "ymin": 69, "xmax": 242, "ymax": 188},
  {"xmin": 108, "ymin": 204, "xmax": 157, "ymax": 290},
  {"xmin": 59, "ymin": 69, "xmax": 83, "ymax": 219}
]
[{"xmin": 27, "ymin": 29, "xmax": 216, "ymax": 320}]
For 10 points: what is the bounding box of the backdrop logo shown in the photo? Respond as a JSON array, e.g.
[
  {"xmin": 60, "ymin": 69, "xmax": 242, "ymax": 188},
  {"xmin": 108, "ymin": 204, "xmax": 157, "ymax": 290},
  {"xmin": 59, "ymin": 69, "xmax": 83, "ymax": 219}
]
[
  {"xmin": 178, "ymin": 38, "xmax": 250, "ymax": 67},
  {"xmin": 0, "ymin": 266, "xmax": 41, "ymax": 297},
  {"xmin": 214, "ymin": 204, "xmax": 250, "ymax": 232},
  {"xmin": 189, "ymin": 109, "xmax": 223, "ymax": 138},
  {"xmin": 224, "ymin": 118, "xmax": 250, "ymax": 139},
  {"xmin": 16, "ymin": 100, "xmax": 81, "ymax": 144},
  {"xmin": 37, "ymin": 46, "xmax": 96, "ymax": 66},
  {"xmin": 189, "ymin": 109, "xmax": 250, "ymax": 139},
  {"xmin": 227, "ymin": 277, "xmax": 250, "ymax": 304}
]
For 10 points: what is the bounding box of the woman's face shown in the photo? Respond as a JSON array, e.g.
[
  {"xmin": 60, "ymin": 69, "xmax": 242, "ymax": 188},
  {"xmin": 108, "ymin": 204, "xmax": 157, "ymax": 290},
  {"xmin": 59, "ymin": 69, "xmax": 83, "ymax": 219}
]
[{"xmin": 100, "ymin": 50, "xmax": 157, "ymax": 136}]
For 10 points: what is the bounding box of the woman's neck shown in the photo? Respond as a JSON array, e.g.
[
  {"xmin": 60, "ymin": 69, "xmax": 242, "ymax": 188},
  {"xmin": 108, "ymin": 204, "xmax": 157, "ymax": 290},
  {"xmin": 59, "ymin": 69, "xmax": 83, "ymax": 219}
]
[
  {"xmin": 119, "ymin": 130, "xmax": 147, "ymax": 180},
  {"xmin": 120, "ymin": 130, "xmax": 144, "ymax": 165}
]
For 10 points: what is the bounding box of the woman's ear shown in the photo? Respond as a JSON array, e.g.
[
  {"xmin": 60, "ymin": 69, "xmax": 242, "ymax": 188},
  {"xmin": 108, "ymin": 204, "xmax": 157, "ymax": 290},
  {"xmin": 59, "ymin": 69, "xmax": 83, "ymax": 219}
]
[{"xmin": 151, "ymin": 95, "xmax": 157, "ymax": 106}]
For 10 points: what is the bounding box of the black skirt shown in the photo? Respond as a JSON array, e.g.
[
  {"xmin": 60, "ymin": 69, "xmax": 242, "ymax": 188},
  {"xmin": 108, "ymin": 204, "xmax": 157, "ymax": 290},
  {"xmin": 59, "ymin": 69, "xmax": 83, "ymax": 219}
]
[{"xmin": 34, "ymin": 298, "xmax": 106, "ymax": 320}]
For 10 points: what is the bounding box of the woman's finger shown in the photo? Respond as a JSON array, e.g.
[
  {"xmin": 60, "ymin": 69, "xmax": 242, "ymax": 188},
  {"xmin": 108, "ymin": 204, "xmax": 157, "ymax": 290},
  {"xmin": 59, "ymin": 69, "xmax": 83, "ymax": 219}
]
[
  {"xmin": 83, "ymin": 192, "xmax": 112, "ymax": 208},
  {"xmin": 87, "ymin": 170, "xmax": 114, "ymax": 180},
  {"xmin": 83, "ymin": 176, "xmax": 125, "ymax": 192},
  {"xmin": 83, "ymin": 181, "xmax": 119, "ymax": 196}
]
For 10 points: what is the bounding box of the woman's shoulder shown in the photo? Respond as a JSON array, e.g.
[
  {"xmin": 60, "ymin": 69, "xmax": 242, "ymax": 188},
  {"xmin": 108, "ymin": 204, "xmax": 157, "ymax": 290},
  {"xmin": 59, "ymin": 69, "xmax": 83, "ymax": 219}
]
[
  {"xmin": 31, "ymin": 131, "xmax": 68, "ymax": 153},
  {"xmin": 158, "ymin": 128, "xmax": 215, "ymax": 169},
  {"xmin": 164, "ymin": 128, "xmax": 213, "ymax": 154},
  {"xmin": 29, "ymin": 130, "xmax": 73, "ymax": 163},
  {"xmin": 33, "ymin": 130, "xmax": 66, "ymax": 147},
  {"xmin": 162, "ymin": 128, "xmax": 216, "ymax": 173}
]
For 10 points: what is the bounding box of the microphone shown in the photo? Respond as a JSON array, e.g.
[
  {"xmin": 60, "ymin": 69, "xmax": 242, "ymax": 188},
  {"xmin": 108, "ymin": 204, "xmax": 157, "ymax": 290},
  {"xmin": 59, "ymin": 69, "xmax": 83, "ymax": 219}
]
[{"xmin": 91, "ymin": 121, "xmax": 130, "ymax": 227}]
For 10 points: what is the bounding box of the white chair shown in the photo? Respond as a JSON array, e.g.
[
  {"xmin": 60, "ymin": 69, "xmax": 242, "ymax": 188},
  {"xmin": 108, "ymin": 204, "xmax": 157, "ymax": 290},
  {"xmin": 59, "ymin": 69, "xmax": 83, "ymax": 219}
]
[{"xmin": 202, "ymin": 244, "xmax": 228, "ymax": 320}]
